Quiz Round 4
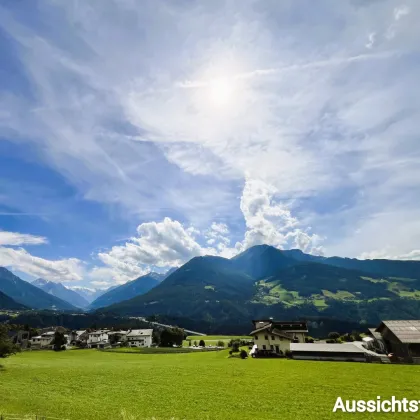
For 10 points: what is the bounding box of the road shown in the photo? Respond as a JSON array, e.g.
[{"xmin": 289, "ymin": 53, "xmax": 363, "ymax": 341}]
[{"xmin": 129, "ymin": 317, "xmax": 207, "ymax": 336}]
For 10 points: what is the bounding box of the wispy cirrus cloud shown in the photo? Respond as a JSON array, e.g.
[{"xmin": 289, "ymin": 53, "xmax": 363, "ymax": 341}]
[
  {"xmin": 0, "ymin": 231, "xmax": 47, "ymax": 246},
  {"xmin": 0, "ymin": 0, "xmax": 419, "ymax": 286}
]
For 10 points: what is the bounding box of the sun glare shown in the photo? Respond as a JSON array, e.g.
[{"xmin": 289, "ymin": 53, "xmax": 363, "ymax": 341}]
[{"xmin": 208, "ymin": 77, "xmax": 235, "ymax": 108}]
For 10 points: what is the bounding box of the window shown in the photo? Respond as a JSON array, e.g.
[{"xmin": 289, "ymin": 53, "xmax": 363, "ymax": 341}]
[
  {"xmin": 254, "ymin": 335, "xmax": 258, "ymax": 340},
  {"xmin": 262, "ymin": 345, "xmax": 266, "ymax": 350},
  {"xmin": 271, "ymin": 336, "xmax": 275, "ymax": 340},
  {"xmin": 264, "ymin": 335, "xmax": 268, "ymax": 340}
]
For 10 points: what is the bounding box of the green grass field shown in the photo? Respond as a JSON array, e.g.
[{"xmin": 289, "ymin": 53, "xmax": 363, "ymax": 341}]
[{"xmin": 1, "ymin": 350, "xmax": 420, "ymax": 420}]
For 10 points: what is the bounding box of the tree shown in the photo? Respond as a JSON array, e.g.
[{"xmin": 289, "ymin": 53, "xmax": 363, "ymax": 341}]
[
  {"xmin": 0, "ymin": 324, "xmax": 20, "ymax": 358},
  {"xmin": 231, "ymin": 340, "xmax": 240, "ymax": 353},
  {"xmin": 152, "ymin": 330, "xmax": 161, "ymax": 346},
  {"xmin": 217, "ymin": 340, "xmax": 225, "ymax": 347},
  {"xmin": 352, "ymin": 331, "xmax": 362, "ymax": 341},
  {"xmin": 328, "ymin": 332, "xmax": 340, "ymax": 340},
  {"xmin": 51, "ymin": 331, "xmax": 67, "ymax": 351},
  {"xmin": 240, "ymin": 349, "xmax": 248, "ymax": 359},
  {"xmin": 160, "ymin": 327, "xmax": 185, "ymax": 347},
  {"xmin": 199, "ymin": 339, "xmax": 205, "ymax": 347}
]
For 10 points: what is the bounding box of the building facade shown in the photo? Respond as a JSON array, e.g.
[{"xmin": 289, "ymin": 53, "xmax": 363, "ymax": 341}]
[
  {"xmin": 250, "ymin": 320, "xmax": 308, "ymax": 354},
  {"xmin": 372, "ymin": 320, "xmax": 420, "ymax": 363},
  {"xmin": 126, "ymin": 329, "xmax": 153, "ymax": 347}
]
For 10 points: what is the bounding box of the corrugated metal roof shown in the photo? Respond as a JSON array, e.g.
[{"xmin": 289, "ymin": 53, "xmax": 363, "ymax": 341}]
[
  {"xmin": 368, "ymin": 328, "xmax": 382, "ymax": 340},
  {"xmin": 126, "ymin": 329, "xmax": 153, "ymax": 337},
  {"xmin": 380, "ymin": 320, "xmax": 420, "ymax": 343},
  {"xmin": 290, "ymin": 343, "xmax": 367, "ymax": 353}
]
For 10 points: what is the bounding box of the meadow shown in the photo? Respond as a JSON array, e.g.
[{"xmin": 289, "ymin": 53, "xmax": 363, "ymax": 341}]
[{"xmin": 1, "ymin": 349, "xmax": 420, "ymax": 420}]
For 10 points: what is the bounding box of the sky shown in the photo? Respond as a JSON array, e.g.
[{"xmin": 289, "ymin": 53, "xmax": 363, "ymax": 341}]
[{"xmin": 0, "ymin": 0, "xmax": 419, "ymax": 288}]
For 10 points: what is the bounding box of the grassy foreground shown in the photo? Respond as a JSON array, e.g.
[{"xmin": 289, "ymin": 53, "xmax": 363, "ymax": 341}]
[{"xmin": 1, "ymin": 350, "xmax": 420, "ymax": 420}]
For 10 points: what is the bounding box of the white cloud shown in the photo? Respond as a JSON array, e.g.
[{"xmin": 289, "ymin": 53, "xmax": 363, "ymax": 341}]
[
  {"xmin": 0, "ymin": 0, "xmax": 419, "ymax": 275},
  {"xmin": 0, "ymin": 231, "xmax": 48, "ymax": 246},
  {"xmin": 360, "ymin": 249, "xmax": 420, "ymax": 261},
  {"xmin": 90, "ymin": 280, "xmax": 113, "ymax": 288},
  {"xmin": 94, "ymin": 178, "xmax": 323, "ymax": 283},
  {"xmin": 394, "ymin": 5, "xmax": 410, "ymax": 20},
  {"xmin": 237, "ymin": 178, "xmax": 323, "ymax": 254},
  {"xmin": 93, "ymin": 217, "xmax": 211, "ymax": 283},
  {"xmin": 365, "ymin": 32, "xmax": 376, "ymax": 49},
  {"xmin": 0, "ymin": 246, "xmax": 84, "ymax": 282},
  {"xmin": 210, "ymin": 222, "xmax": 229, "ymax": 235}
]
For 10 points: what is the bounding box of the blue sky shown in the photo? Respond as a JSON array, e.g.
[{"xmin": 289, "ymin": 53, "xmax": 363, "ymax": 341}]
[{"xmin": 0, "ymin": 0, "xmax": 419, "ymax": 288}]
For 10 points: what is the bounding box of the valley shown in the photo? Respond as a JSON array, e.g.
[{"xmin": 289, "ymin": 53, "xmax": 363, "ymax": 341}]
[{"xmin": 2, "ymin": 245, "xmax": 420, "ymax": 335}]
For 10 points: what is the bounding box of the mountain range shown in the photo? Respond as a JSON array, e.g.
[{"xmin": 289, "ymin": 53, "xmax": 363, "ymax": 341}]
[
  {"xmin": 32, "ymin": 278, "xmax": 90, "ymax": 308},
  {"xmin": 0, "ymin": 267, "xmax": 77, "ymax": 310},
  {"xmin": 68, "ymin": 286, "xmax": 113, "ymax": 303},
  {"xmin": 2, "ymin": 245, "xmax": 420, "ymax": 331},
  {"xmin": 100, "ymin": 245, "xmax": 420, "ymax": 328},
  {"xmin": 89, "ymin": 272, "xmax": 168, "ymax": 310}
]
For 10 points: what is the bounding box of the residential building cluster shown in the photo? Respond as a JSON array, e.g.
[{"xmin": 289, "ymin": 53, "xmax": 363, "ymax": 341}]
[
  {"xmin": 8, "ymin": 327, "xmax": 153, "ymax": 350},
  {"xmin": 250, "ymin": 318, "xmax": 420, "ymax": 364}
]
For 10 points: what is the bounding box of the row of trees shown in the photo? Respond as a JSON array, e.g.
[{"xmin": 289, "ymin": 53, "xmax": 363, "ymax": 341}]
[
  {"xmin": 0, "ymin": 324, "xmax": 20, "ymax": 358},
  {"xmin": 326, "ymin": 331, "xmax": 362, "ymax": 343}
]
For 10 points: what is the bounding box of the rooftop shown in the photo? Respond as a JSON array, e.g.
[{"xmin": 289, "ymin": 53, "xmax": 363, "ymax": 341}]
[
  {"xmin": 291, "ymin": 343, "xmax": 367, "ymax": 353},
  {"xmin": 126, "ymin": 329, "xmax": 153, "ymax": 337},
  {"xmin": 377, "ymin": 320, "xmax": 420, "ymax": 343}
]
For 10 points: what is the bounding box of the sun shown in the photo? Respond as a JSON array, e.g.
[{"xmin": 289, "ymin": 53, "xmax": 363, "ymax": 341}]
[{"xmin": 207, "ymin": 77, "xmax": 235, "ymax": 108}]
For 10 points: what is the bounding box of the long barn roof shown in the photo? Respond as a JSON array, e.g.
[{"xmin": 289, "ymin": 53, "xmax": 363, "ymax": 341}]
[{"xmin": 376, "ymin": 320, "xmax": 420, "ymax": 343}]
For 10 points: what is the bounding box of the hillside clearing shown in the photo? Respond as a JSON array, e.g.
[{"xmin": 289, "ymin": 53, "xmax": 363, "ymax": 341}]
[{"xmin": 1, "ymin": 350, "xmax": 420, "ymax": 419}]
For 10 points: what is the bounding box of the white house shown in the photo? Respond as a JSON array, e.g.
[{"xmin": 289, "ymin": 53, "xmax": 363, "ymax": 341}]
[
  {"xmin": 126, "ymin": 329, "xmax": 153, "ymax": 347},
  {"xmin": 108, "ymin": 330, "xmax": 128, "ymax": 346},
  {"xmin": 87, "ymin": 330, "xmax": 110, "ymax": 348},
  {"xmin": 31, "ymin": 331, "xmax": 56, "ymax": 349},
  {"xmin": 250, "ymin": 320, "xmax": 308, "ymax": 354},
  {"xmin": 68, "ymin": 330, "xmax": 86, "ymax": 345}
]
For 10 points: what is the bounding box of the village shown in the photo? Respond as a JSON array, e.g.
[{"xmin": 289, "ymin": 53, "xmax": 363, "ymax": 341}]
[{"xmin": 6, "ymin": 318, "xmax": 420, "ymax": 364}]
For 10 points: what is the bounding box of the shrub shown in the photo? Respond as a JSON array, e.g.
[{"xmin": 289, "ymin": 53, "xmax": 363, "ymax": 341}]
[
  {"xmin": 240, "ymin": 349, "xmax": 248, "ymax": 359},
  {"xmin": 231, "ymin": 340, "xmax": 240, "ymax": 353},
  {"xmin": 229, "ymin": 350, "xmax": 233, "ymax": 355},
  {"xmin": 285, "ymin": 349, "xmax": 292, "ymax": 358},
  {"xmin": 217, "ymin": 340, "xmax": 225, "ymax": 347},
  {"xmin": 328, "ymin": 332, "xmax": 340, "ymax": 340},
  {"xmin": 326, "ymin": 339, "xmax": 336, "ymax": 343},
  {"xmin": 352, "ymin": 331, "xmax": 362, "ymax": 341},
  {"xmin": 199, "ymin": 339, "xmax": 205, "ymax": 347}
]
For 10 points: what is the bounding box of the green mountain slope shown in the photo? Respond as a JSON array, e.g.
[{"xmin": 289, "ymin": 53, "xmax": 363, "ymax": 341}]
[
  {"xmin": 97, "ymin": 245, "xmax": 420, "ymax": 326},
  {"xmin": 253, "ymin": 262, "xmax": 405, "ymax": 307},
  {"xmin": 103, "ymin": 256, "xmax": 255, "ymax": 316},
  {"xmin": 0, "ymin": 267, "xmax": 77, "ymax": 310},
  {"xmin": 0, "ymin": 290, "xmax": 28, "ymax": 310}
]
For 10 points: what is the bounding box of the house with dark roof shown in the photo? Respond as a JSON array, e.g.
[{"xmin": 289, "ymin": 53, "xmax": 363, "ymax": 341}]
[
  {"xmin": 369, "ymin": 320, "xmax": 420, "ymax": 363},
  {"xmin": 250, "ymin": 320, "xmax": 308, "ymax": 355}
]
